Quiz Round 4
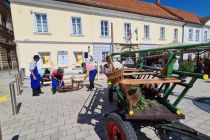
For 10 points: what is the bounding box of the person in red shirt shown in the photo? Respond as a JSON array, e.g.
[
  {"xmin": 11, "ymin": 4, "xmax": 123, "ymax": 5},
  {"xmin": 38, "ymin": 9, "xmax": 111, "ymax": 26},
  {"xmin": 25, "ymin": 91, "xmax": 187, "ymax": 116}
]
[{"xmin": 51, "ymin": 68, "xmax": 65, "ymax": 94}]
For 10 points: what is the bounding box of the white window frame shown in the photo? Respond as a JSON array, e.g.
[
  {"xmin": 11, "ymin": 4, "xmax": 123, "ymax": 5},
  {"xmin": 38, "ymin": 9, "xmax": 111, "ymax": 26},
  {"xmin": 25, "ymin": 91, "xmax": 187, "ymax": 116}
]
[
  {"xmin": 204, "ymin": 31, "xmax": 208, "ymax": 42},
  {"xmin": 188, "ymin": 29, "xmax": 193, "ymax": 41},
  {"xmin": 144, "ymin": 25, "xmax": 150, "ymax": 39},
  {"xmin": 174, "ymin": 29, "xmax": 178, "ymax": 41},
  {"xmin": 101, "ymin": 20, "xmax": 109, "ymax": 37},
  {"xmin": 57, "ymin": 51, "xmax": 68, "ymax": 64},
  {"xmin": 71, "ymin": 17, "xmax": 82, "ymax": 35},
  {"xmin": 195, "ymin": 30, "xmax": 200, "ymax": 41},
  {"xmin": 102, "ymin": 51, "xmax": 109, "ymax": 62},
  {"xmin": 160, "ymin": 27, "xmax": 165, "ymax": 39},
  {"xmin": 124, "ymin": 23, "xmax": 131, "ymax": 38},
  {"xmin": 34, "ymin": 13, "xmax": 48, "ymax": 33}
]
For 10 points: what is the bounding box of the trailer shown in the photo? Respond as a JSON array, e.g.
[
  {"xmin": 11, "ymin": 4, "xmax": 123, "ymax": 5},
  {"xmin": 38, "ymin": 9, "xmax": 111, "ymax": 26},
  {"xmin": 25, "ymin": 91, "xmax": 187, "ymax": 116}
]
[{"xmin": 105, "ymin": 42, "xmax": 210, "ymax": 140}]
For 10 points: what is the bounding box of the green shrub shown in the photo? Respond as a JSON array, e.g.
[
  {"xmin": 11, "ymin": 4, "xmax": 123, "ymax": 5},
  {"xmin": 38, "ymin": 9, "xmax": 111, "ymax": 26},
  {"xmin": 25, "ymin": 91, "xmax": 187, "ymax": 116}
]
[{"xmin": 179, "ymin": 60, "xmax": 195, "ymax": 72}]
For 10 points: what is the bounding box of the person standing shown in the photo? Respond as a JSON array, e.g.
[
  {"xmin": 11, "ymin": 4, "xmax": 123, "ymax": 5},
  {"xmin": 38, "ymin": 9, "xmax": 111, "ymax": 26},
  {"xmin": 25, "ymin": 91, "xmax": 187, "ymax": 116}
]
[
  {"xmin": 30, "ymin": 55, "xmax": 42, "ymax": 96},
  {"xmin": 82, "ymin": 63, "xmax": 97, "ymax": 91},
  {"xmin": 51, "ymin": 68, "xmax": 65, "ymax": 94},
  {"xmin": 104, "ymin": 56, "xmax": 123, "ymax": 102}
]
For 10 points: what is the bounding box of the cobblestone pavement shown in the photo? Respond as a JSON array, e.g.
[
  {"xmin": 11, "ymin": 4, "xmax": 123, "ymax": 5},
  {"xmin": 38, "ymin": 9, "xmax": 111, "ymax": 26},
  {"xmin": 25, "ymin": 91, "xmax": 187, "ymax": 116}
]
[
  {"xmin": 0, "ymin": 77, "xmax": 210, "ymax": 140},
  {"xmin": 0, "ymin": 70, "xmax": 18, "ymax": 97}
]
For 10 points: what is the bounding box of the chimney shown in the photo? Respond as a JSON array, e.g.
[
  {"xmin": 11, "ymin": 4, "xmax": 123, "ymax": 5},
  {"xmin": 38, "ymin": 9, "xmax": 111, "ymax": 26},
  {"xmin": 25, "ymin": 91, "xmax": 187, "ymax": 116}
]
[{"xmin": 156, "ymin": 0, "xmax": 160, "ymax": 4}]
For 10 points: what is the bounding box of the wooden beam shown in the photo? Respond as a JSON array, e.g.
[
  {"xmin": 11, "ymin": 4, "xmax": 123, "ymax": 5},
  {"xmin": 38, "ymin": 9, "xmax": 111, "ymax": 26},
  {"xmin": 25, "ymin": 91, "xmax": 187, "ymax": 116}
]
[
  {"xmin": 119, "ymin": 78, "xmax": 181, "ymax": 85},
  {"xmin": 123, "ymin": 72, "xmax": 156, "ymax": 76}
]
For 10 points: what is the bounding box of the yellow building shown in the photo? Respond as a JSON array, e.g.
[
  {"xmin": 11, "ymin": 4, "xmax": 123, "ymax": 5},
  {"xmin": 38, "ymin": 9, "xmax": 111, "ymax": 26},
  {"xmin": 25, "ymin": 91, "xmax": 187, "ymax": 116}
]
[{"xmin": 11, "ymin": 0, "xmax": 184, "ymax": 75}]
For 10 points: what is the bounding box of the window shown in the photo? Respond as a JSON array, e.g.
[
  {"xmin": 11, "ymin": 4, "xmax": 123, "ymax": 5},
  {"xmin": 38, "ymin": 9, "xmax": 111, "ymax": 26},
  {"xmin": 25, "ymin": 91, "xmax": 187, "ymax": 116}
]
[
  {"xmin": 188, "ymin": 29, "xmax": 193, "ymax": 41},
  {"xmin": 57, "ymin": 51, "xmax": 68, "ymax": 64},
  {"xmin": 74, "ymin": 52, "xmax": 83, "ymax": 64},
  {"xmin": 101, "ymin": 20, "xmax": 108, "ymax": 36},
  {"xmin": 174, "ymin": 29, "xmax": 178, "ymax": 41},
  {"xmin": 102, "ymin": 51, "xmax": 109, "ymax": 62},
  {"xmin": 35, "ymin": 13, "xmax": 48, "ymax": 33},
  {"xmin": 144, "ymin": 25, "xmax": 150, "ymax": 39},
  {"xmin": 204, "ymin": 31, "xmax": 208, "ymax": 42},
  {"xmin": 195, "ymin": 30, "xmax": 200, "ymax": 41},
  {"xmin": 124, "ymin": 23, "xmax": 131, "ymax": 38},
  {"xmin": 38, "ymin": 52, "xmax": 51, "ymax": 65},
  {"xmin": 160, "ymin": 27, "xmax": 165, "ymax": 39},
  {"xmin": 72, "ymin": 17, "xmax": 82, "ymax": 35}
]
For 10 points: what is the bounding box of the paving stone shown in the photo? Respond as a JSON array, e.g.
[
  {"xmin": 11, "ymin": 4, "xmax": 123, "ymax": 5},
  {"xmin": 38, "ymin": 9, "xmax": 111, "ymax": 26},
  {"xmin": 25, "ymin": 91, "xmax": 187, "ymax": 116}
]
[
  {"xmin": 206, "ymin": 132, "xmax": 210, "ymax": 137},
  {"xmin": 59, "ymin": 123, "xmax": 73, "ymax": 131},
  {"xmin": 43, "ymin": 127, "xmax": 58, "ymax": 136},
  {"xmin": 51, "ymin": 131, "xmax": 67, "ymax": 140},
  {"xmin": 192, "ymin": 118, "xmax": 205, "ymax": 124},
  {"xmin": 67, "ymin": 127, "xmax": 81, "ymax": 135},
  {"xmin": 79, "ymin": 124, "xmax": 93, "ymax": 131},
  {"xmin": 195, "ymin": 127, "xmax": 208, "ymax": 135},
  {"xmin": 18, "ymin": 135, "xmax": 26, "ymax": 140},
  {"xmin": 20, "ymin": 128, "xmax": 36, "ymax": 136},
  {"xmin": 184, "ymin": 121, "xmax": 199, "ymax": 128},
  {"xmin": 2, "ymin": 131, "xmax": 20, "ymax": 140},
  {"xmin": 34, "ymin": 135, "xmax": 51, "ymax": 140},
  {"xmin": 199, "ymin": 124, "xmax": 210, "ymax": 130},
  {"xmin": 25, "ymin": 131, "xmax": 43, "ymax": 140},
  {"xmin": 2, "ymin": 128, "xmax": 15, "ymax": 135},
  {"xmin": 84, "ymin": 135, "xmax": 100, "ymax": 140},
  {"xmin": 59, "ymin": 134, "xmax": 76, "ymax": 140},
  {"xmin": 52, "ymin": 120, "xmax": 65, "ymax": 128},
  {"xmin": 75, "ymin": 130, "xmax": 90, "ymax": 139},
  {"xmin": 37, "ymin": 124, "xmax": 51, "ymax": 131}
]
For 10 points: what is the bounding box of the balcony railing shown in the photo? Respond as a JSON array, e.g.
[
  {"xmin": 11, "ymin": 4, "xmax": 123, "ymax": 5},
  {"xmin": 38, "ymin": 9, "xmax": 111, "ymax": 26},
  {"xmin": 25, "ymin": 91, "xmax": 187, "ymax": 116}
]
[{"xmin": 0, "ymin": 24, "xmax": 14, "ymax": 39}]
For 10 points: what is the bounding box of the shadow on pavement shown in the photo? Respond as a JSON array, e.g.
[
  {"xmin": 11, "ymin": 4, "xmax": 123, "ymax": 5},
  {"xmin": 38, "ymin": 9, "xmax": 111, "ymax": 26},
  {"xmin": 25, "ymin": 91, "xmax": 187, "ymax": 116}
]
[
  {"xmin": 77, "ymin": 87, "xmax": 210, "ymax": 140},
  {"xmin": 11, "ymin": 135, "xmax": 19, "ymax": 140},
  {"xmin": 77, "ymin": 88, "xmax": 112, "ymax": 139},
  {"xmin": 77, "ymin": 88, "xmax": 151, "ymax": 139},
  {"xmin": 17, "ymin": 102, "xmax": 22, "ymax": 114},
  {"xmin": 155, "ymin": 121, "xmax": 210, "ymax": 140}
]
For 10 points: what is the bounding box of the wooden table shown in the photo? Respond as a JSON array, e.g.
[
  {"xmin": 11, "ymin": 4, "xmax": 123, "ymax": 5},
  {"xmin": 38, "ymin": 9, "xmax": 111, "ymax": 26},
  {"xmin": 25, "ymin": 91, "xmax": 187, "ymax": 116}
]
[{"xmin": 72, "ymin": 79, "xmax": 83, "ymax": 89}]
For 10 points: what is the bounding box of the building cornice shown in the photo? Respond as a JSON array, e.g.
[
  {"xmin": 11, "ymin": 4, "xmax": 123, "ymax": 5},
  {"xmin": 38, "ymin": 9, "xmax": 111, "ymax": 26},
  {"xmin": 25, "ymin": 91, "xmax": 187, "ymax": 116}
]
[
  {"xmin": 14, "ymin": 40, "xmax": 164, "ymax": 46},
  {"xmin": 11, "ymin": 0, "xmax": 184, "ymax": 26}
]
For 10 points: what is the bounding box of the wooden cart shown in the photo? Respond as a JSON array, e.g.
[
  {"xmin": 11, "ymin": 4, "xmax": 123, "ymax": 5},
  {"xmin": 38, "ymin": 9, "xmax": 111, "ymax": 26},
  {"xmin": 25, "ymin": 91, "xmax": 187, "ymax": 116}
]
[{"xmin": 105, "ymin": 42, "xmax": 210, "ymax": 140}]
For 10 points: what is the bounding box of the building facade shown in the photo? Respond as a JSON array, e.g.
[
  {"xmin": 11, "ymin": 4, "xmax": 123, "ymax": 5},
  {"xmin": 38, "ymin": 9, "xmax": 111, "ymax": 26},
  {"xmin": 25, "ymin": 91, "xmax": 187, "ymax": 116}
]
[
  {"xmin": 11, "ymin": 0, "xmax": 186, "ymax": 75},
  {"xmin": 0, "ymin": 0, "xmax": 17, "ymax": 71},
  {"xmin": 160, "ymin": 6, "xmax": 210, "ymax": 59}
]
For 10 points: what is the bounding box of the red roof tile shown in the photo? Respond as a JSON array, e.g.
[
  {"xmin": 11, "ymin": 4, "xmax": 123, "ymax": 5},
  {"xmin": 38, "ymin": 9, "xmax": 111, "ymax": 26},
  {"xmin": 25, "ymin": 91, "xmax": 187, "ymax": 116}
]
[
  {"xmin": 53, "ymin": 0, "xmax": 204, "ymax": 24},
  {"xmin": 54, "ymin": 0, "xmax": 181, "ymax": 21},
  {"xmin": 158, "ymin": 5, "xmax": 201, "ymax": 24},
  {"xmin": 200, "ymin": 16, "xmax": 210, "ymax": 24}
]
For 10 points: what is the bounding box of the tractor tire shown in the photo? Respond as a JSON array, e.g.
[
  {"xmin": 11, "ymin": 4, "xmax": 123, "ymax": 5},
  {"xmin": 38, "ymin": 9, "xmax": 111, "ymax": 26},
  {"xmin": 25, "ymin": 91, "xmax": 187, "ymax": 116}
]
[{"xmin": 105, "ymin": 113, "xmax": 137, "ymax": 140}]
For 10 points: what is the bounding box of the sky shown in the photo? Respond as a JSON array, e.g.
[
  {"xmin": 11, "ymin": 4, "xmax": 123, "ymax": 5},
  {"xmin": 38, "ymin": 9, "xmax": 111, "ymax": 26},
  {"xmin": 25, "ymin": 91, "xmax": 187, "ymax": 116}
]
[{"xmin": 140, "ymin": 0, "xmax": 210, "ymax": 17}]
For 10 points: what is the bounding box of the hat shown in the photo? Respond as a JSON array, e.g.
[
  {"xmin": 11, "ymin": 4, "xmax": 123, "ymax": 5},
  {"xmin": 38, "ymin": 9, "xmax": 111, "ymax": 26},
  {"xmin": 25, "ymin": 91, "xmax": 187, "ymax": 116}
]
[{"xmin": 57, "ymin": 68, "xmax": 64, "ymax": 74}]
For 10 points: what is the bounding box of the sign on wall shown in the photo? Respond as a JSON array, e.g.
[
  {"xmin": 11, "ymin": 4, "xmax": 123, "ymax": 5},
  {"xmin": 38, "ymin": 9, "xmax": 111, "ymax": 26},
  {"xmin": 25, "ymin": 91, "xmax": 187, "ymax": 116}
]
[{"xmin": 57, "ymin": 51, "xmax": 68, "ymax": 64}]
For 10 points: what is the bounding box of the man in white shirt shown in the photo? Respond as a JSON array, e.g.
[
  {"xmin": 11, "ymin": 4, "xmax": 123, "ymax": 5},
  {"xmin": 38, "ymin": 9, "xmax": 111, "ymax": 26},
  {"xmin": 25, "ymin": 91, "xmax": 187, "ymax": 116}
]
[{"xmin": 30, "ymin": 55, "xmax": 43, "ymax": 96}]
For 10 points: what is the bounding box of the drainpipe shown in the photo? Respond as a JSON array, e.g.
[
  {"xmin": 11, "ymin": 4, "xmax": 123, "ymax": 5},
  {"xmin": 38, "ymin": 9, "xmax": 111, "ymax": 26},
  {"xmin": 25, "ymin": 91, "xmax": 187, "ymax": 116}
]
[{"xmin": 181, "ymin": 23, "xmax": 187, "ymax": 60}]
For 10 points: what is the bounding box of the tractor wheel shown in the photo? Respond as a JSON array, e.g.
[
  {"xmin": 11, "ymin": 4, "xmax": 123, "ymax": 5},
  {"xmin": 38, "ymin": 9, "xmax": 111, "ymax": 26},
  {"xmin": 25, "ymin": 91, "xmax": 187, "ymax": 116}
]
[{"xmin": 105, "ymin": 113, "xmax": 137, "ymax": 140}]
